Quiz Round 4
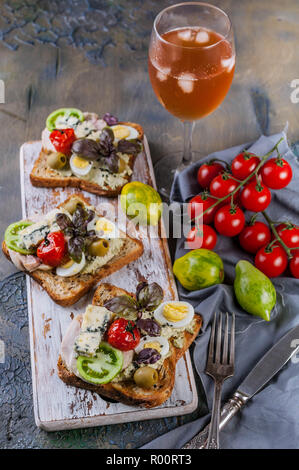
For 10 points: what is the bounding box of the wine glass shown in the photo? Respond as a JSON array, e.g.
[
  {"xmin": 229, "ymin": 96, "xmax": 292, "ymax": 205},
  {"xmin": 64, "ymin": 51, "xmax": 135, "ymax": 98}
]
[{"xmin": 148, "ymin": 2, "xmax": 235, "ymax": 198}]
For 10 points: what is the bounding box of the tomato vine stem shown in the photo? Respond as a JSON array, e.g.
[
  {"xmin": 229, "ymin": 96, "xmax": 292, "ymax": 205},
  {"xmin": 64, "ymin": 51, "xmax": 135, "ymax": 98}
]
[
  {"xmin": 261, "ymin": 210, "xmax": 293, "ymax": 259},
  {"xmin": 194, "ymin": 137, "xmax": 284, "ymax": 223}
]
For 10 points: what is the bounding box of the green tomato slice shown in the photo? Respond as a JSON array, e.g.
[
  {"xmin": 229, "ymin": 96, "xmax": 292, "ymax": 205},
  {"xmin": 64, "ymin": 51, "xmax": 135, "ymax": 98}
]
[
  {"xmin": 4, "ymin": 221, "xmax": 35, "ymax": 255},
  {"xmin": 77, "ymin": 342, "xmax": 123, "ymax": 385},
  {"xmin": 46, "ymin": 108, "xmax": 84, "ymax": 131}
]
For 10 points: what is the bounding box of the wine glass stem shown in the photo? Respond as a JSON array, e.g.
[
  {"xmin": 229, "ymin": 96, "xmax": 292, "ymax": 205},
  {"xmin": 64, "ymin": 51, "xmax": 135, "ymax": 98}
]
[{"xmin": 182, "ymin": 120, "xmax": 195, "ymax": 165}]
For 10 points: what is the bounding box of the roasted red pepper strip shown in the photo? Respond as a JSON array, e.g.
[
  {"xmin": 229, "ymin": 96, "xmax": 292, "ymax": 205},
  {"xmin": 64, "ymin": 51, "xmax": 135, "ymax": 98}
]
[{"xmin": 49, "ymin": 128, "xmax": 76, "ymax": 154}]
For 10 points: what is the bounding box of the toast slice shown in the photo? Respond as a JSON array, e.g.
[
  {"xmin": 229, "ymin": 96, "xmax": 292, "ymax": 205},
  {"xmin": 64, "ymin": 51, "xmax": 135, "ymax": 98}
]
[
  {"xmin": 57, "ymin": 283, "xmax": 202, "ymax": 408},
  {"xmin": 2, "ymin": 194, "xmax": 144, "ymax": 306},
  {"xmin": 30, "ymin": 122, "xmax": 144, "ymax": 197}
]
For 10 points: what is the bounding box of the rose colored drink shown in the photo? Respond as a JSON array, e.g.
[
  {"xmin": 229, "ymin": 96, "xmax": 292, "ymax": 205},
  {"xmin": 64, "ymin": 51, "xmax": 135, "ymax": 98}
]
[{"xmin": 148, "ymin": 27, "xmax": 235, "ymax": 121}]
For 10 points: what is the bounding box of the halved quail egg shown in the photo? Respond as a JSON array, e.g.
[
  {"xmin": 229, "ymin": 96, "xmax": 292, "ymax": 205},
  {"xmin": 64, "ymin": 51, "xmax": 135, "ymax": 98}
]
[
  {"xmin": 87, "ymin": 217, "xmax": 118, "ymax": 239},
  {"xmin": 56, "ymin": 253, "xmax": 86, "ymax": 277},
  {"xmin": 135, "ymin": 335, "xmax": 169, "ymax": 357},
  {"xmin": 70, "ymin": 154, "xmax": 92, "ymax": 177},
  {"xmin": 154, "ymin": 301, "xmax": 194, "ymax": 328},
  {"xmin": 110, "ymin": 124, "xmax": 139, "ymax": 142}
]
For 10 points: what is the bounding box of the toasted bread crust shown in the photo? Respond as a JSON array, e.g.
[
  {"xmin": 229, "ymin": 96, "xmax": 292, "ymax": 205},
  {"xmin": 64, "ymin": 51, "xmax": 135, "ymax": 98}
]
[
  {"xmin": 57, "ymin": 283, "xmax": 202, "ymax": 407},
  {"xmin": 30, "ymin": 122, "xmax": 144, "ymax": 197},
  {"xmin": 2, "ymin": 195, "xmax": 144, "ymax": 306}
]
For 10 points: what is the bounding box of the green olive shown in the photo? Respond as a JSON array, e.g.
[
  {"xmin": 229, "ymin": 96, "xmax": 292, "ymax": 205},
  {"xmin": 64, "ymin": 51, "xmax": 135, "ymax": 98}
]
[
  {"xmin": 133, "ymin": 366, "xmax": 158, "ymax": 389},
  {"xmin": 64, "ymin": 198, "xmax": 82, "ymax": 214},
  {"xmin": 88, "ymin": 239, "xmax": 110, "ymax": 257},
  {"xmin": 47, "ymin": 152, "xmax": 67, "ymax": 170}
]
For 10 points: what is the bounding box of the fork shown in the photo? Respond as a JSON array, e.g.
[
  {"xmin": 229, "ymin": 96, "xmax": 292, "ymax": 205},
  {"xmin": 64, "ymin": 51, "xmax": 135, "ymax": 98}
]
[{"xmin": 204, "ymin": 312, "xmax": 235, "ymax": 449}]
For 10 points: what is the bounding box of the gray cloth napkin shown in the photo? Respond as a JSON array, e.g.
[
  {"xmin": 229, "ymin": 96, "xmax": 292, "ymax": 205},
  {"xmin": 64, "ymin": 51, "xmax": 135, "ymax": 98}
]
[{"xmin": 142, "ymin": 131, "xmax": 299, "ymax": 449}]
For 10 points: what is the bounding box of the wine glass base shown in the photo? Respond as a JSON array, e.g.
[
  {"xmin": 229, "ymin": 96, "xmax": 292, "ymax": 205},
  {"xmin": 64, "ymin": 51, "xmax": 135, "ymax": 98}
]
[{"xmin": 153, "ymin": 151, "xmax": 201, "ymax": 200}]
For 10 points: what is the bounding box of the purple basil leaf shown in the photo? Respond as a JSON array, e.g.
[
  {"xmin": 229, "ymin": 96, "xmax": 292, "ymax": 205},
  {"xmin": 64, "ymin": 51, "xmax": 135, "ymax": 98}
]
[
  {"xmin": 103, "ymin": 113, "xmax": 118, "ymax": 126},
  {"xmin": 71, "ymin": 138, "xmax": 100, "ymax": 161},
  {"xmin": 55, "ymin": 212, "xmax": 72, "ymax": 230},
  {"xmin": 136, "ymin": 282, "xmax": 148, "ymax": 299},
  {"xmin": 137, "ymin": 282, "xmax": 163, "ymax": 311},
  {"xmin": 136, "ymin": 318, "xmax": 161, "ymax": 337},
  {"xmin": 135, "ymin": 348, "xmax": 161, "ymax": 365},
  {"xmin": 86, "ymin": 209, "xmax": 95, "ymax": 224},
  {"xmin": 104, "ymin": 295, "xmax": 138, "ymax": 320},
  {"xmin": 64, "ymin": 226, "xmax": 75, "ymax": 237},
  {"xmin": 72, "ymin": 204, "xmax": 86, "ymax": 229},
  {"xmin": 117, "ymin": 139, "xmax": 142, "ymax": 156},
  {"xmin": 68, "ymin": 236, "xmax": 85, "ymax": 263},
  {"xmin": 84, "ymin": 230, "xmax": 98, "ymax": 247},
  {"xmin": 105, "ymin": 151, "xmax": 119, "ymax": 173},
  {"xmin": 97, "ymin": 129, "xmax": 114, "ymax": 159}
]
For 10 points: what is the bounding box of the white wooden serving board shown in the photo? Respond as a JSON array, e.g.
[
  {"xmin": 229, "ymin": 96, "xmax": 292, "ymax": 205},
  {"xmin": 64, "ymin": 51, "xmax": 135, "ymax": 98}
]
[{"xmin": 20, "ymin": 136, "xmax": 198, "ymax": 431}]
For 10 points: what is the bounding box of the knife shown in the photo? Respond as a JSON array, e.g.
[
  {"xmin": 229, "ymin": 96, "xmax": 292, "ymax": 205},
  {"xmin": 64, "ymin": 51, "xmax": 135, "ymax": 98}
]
[{"xmin": 183, "ymin": 324, "xmax": 299, "ymax": 449}]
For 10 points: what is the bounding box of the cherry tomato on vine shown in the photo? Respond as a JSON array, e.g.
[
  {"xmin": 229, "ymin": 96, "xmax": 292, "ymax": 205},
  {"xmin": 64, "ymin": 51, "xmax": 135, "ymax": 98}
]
[
  {"xmin": 231, "ymin": 152, "xmax": 260, "ymax": 181},
  {"xmin": 260, "ymin": 158, "xmax": 292, "ymax": 189},
  {"xmin": 187, "ymin": 193, "xmax": 218, "ymax": 224},
  {"xmin": 197, "ymin": 162, "xmax": 225, "ymax": 188},
  {"xmin": 290, "ymin": 252, "xmax": 299, "ymax": 278},
  {"xmin": 240, "ymin": 181, "xmax": 271, "ymax": 212},
  {"xmin": 186, "ymin": 224, "xmax": 217, "ymax": 250},
  {"xmin": 239, "ymin": 221, "xmax": 271, "ymax": 254},
  {"xmin": 107, "ymin": 318, "xmax": 140, "ymax": 351},
  {"xmin": 274, "ymin": 223, "xmax": 299, "ymax": 249},
  {"xmin": 255, "ymin": 244, "xmax": 288, "ymax": 278},
  {"xmin": 37, "ymin": 231, "xmax": 67, "ymax": 267},
  {"xmin": 209, "ymin": 174, "xmax": 239, "ymax": 203},
  {"xmin": 214, "ymin": 204, "xmax": 245, "ymax": 237},
  {"xmin": 49, "ymin": 128, "xmax": 76, "ymax": 154}
]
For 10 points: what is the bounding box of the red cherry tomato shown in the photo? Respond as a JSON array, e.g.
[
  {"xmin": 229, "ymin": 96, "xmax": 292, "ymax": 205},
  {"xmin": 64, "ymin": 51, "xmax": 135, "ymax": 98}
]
[
  {"xmin": 255, "ymin": 244, "xmax": 288, "ymax": 278},
  {"xmin": 186, "ymin": 224, "xmax": 217, "ymax": 250},
  {"xmin": 290, "ymin": 252, "xmax": 299, "ymax": 278},
  {"xmin": 260, "ymin": 158, "xmax": 292, "ymax": 189},
  {"xmin": 239, "ymin": 221, "xmax": 271, "ymax": 254},
  {"xmin": 107, "ymin": 318, "xmax": 140, "ymax": 351},
  {"xmin": 231, "ymin": 152, "xmax": 260, "ymax": 180},
  {"xmin": 197, "ymin": 162, "xmax": 224, "ymax": 188},
  {"xmin": 214, "ymin": 204, "xmax": 245, "ymax": 237},
  {"xmin": 187, "ymin": 193, "xmax": 218, "ymax": 224},
  {"xmin": 49, "ymin": 128, "xmax": 76, "ymax": 154},
  {"xmin": 209, "ymin": 174, "xmax": 239, "ymax": 202},
  {"xmin": 37, "ymin": 231, "xmax": 67, "ymax": 267},
  {"xmin": 275, "ymin": 223, "xmax": 299, "ymax": 249},
  {"xmin": 240, "ymin": 181, "xmax": 271, "ymax": 212}
]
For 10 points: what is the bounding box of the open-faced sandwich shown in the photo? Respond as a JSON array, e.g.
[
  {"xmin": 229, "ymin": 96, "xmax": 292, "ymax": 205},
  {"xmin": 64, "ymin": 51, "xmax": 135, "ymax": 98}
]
[
  {"xmin": 58, "ymin": 281, "xmax": 202, "ymax": 408},
  {"xmin": 30, "ymin": 109, "xmax": 144, "ymax": 197},
  {"xmin": 2, "ymin": 194, "xmax": 143, "ymax": 306}
]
